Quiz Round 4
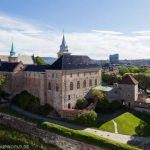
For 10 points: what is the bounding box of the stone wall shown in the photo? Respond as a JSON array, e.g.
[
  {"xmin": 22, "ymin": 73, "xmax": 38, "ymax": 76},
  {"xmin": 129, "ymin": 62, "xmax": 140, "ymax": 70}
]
[{"xmin": 0, "ymin": 113, "xmax": 106, "ymax": 150}]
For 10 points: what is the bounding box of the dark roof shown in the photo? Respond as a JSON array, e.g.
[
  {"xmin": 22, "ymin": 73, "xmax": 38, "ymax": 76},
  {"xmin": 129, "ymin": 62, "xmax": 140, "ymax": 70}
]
[
  {"xmin": 24, "ymin": 65, "xmax": 51, "ymax": 72},
  {"xmin": 119, "ymin": 74, "xmax": 138, "ymax": 85},
  {"xmin": 0, "ymin": 62, "xmax": 19, "ymax": 72},
  {"xmin": 50, "ymin": 55, "xmax": 100, "ymax": 70}
]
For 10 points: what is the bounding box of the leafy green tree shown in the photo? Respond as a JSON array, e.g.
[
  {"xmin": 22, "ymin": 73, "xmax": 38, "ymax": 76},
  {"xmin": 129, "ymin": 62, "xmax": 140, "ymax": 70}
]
[
  {"xmin": 76, "ymin": 110, "xmax": 97, "ymax": 126},
  {"xmin": 118, "ymin": 67, "xmax": 129, "ymax": 75},
  {"xmin": 35, "ymin": 56, "xmax": 46, "ymax": 65},
  {"xmin": 102, "ymin": 72, "xmax": 122, "ymax": 85},
  {"xmin": 76, "ymin": 98, "xmax": 88, "ymax": 109},
  {"xmin": 89, "ymin": 89, "xmax": 105, "ymax": 102}
]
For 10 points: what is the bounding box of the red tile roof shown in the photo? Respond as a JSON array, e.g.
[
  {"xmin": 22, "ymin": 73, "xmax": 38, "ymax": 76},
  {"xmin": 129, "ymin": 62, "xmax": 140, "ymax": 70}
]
[{"xmin": 119, "ymin": 74, "xmax": 138, "ymax": 85}]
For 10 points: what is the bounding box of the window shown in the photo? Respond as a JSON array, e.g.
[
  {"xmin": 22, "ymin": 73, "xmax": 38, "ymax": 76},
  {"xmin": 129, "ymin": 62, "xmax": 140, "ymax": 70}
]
[
  {"xmin": 56, "ymin": 83, "xmax": 59, "ymax": 91},
  {"xmin": 83, "ymin": 80, "xmax": 86, "ymax": 88},
  {"xmin": 48, "ymin": 82, "xmax": 51, "ymax": 90},
  {"xmin": 84, "ymin": 72, "xmax": 86, "ymax": 76},
  {"xmin": 77, "ymin": 81, "xmax": 80, "ymax": 89},
  {"xmin": 68, "ymin": 103, "xmax": 71, "ymax": 108},
  {"xmin": 70, "ymin": 73, "xmax": 72, "ymax": 77},
  {"xmin": 95, "ymin": 79, "xmax": 97, "ymax": 86},
  {"xmin": 70, "ymin": 82, "xmax": 73, "ymax": 90},
  {"xmin": 68, "ymin": 95, "xmax": 71, "ymax": 100},
  {"xmin": 89, "ymin": 79, "xmax": 92, "ymax": 86},
  {"xmin": 52, "ymin": 73, "xmax": 54, "ymax": 78},
  {"xmin": 77, "ymin": 72, "xmax": 79, "ymax": 77}
]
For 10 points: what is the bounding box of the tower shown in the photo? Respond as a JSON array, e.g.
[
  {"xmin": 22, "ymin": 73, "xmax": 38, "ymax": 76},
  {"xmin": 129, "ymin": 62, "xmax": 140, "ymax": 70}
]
[
  {"xmin": 57, "ymin": 34, "xmax": 71, "ymax": 58},
  {"xmin": 8, "ymin": 42, "xmax": 18, "ymax": 63}
]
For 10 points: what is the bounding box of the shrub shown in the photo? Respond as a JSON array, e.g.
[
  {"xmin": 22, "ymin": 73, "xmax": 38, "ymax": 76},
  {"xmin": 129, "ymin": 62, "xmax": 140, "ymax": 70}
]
[
  {"xmin": 37, "ymin": 104, "xmax": 53, "ymax": 116},
  {"xmin": 95, "ymin": 97, "xmax": 110, "ymax": 113},
  {"xmin": 76, "ymin": 110, "xmax": 97, "ymax": 126},
  {"xmin": 109, "ymin": 100, "xmax": 122, "ymax": 112},
  {"xmin": 12, "ymin": 91, "xmax": 40, "ymax": 112},
  {"xmin": 76, "ymin": 98, "xmax": 88, "ymax": 109},
  {"xmin": 95, "ymin": 99, "xmax": 122, "ymax": 114}
]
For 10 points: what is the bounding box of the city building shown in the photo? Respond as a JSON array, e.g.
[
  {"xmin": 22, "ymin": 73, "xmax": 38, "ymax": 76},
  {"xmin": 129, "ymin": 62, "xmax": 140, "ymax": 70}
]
[{"xmin": 109, "ymin": 53, "xmax": 119, "ymax": 64}]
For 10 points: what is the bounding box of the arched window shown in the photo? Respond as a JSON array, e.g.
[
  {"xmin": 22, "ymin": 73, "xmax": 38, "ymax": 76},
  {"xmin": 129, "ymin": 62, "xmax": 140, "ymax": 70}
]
[
  {"xmin": 77, "ymin": 81, "xmax": 80, "ymax": 89},
  {"xmin": 56, "ymin": 83, "xmax": 59, "ymax": 91},
  {"xmin": 95, "ymin": 79, "xmax": 97, "ymax": 86},
  {"xmin": 68, "ymin": 103, "xmax": 71, "ymax": 109},
  {"xmin": 83, "ymin": 80, "xmax": 86, "ymax": 88},
  {"xmin": 89, "ymin": 79, "xmax": 92, "ymax": 86},
  {"xmin": 48, "ymin": 82, "xmax": 51, "ymax": 90},
  {"xmin": 70, "ymin": 82, "xmax": 73, "ymax": 90}
]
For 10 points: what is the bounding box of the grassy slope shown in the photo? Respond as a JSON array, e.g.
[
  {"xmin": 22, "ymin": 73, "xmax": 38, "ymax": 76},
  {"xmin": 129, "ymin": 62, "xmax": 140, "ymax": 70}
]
[
  {"xmin": 0, "ymin": 124, "xmax": 60, "ymax": 150},
  {"xmin": 98, "ymin": 112, "xmax": 150, "ymax": 136},
  {"xmin": 99, "ymin": 120, "xmax": 115, "ymax": 132},
  {"xmin": 115, "ymin": 112, "xmax": 141, "ymax": 135}
]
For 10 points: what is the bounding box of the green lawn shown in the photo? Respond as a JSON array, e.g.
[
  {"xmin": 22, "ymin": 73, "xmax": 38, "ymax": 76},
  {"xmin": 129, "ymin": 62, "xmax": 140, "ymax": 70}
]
[
  {"xmin": 98, "ymin": 112, "xmax": 150, "ymax": 136},
  {"xmin": 99, "ymin": 120, "xmax": 115, "ymax": 132}
]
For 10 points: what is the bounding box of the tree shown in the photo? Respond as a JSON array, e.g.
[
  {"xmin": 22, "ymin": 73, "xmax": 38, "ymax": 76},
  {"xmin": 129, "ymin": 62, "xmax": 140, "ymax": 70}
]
[
  {"xmin": 35, "ymin": 56, "xmax": 46, "ymax": 65},
  {"xmin": 89, "ymin": 89, "xmax": 105, "ymax": 102},
  {"xmin": 102, "ymin": 72, "xmax": 122, "ymax": 85},
  {"xmin": 76, "ymin": 110, "xmax": 97, "ymax": 126},
  {"xmin": 76, "ymin": 98, "xmax": 88, "ymax": 109}
]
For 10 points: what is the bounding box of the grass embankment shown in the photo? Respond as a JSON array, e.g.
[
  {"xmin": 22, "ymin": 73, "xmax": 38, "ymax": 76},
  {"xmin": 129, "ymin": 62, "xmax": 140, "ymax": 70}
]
[
  {"xmin": 0, "ymin": 108, "xmax": 140, "ymax": 150},
  {"xmin": 0, "ymin": 124, "xmax": 60, "ymax": 150},
  {"xmin": 99, "ymin": 112, "xmax": 150, "ymax": 136},
  {"xmin": 99, "ymin": 120, "xmax": 115, "ymax": 132}
]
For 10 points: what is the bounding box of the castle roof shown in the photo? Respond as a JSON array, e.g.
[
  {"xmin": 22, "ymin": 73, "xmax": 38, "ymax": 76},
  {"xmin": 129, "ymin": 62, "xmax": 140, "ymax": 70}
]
[
  {"xmin": 0, "ymin": 62, "xmax": 20, "ymax": 72},
  {"xmin": 24, "ymin": 65, "xmax": 51, "ymax": 72},
  {"xmin": 119, "ymin": 74, "xmax": 138, "ymax": 85},
  {"xmin": 50, "ymin": 55, "xmax": 100, "ymax": 70}
]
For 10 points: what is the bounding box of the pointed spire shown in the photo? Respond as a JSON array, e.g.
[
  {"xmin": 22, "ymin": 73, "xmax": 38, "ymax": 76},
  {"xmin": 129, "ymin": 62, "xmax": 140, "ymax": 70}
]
[
  {"xmin": 9, "ymin": 41, "xmax": 16, "ymax": 57},
  {"xmin": 57, "ymin": 31, "xmax": 71, "ymax": 58},
  {"xmin": 60, "ymin": 32, "xmax": 68, "ymax": 52}
]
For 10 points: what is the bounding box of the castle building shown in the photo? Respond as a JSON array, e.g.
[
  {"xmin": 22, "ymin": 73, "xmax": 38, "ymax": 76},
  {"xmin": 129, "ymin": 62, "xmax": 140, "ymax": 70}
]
[
  {"xmin": 95, "ymin": 74, "xmax": 139, "ymax": 107},
  {"xmin": 0, "ymin": 35, "xmax": 101, "ymax": 112},
  {"xmin": 0, "ymin": 42, "xmax": 35, "ymax": 64}
]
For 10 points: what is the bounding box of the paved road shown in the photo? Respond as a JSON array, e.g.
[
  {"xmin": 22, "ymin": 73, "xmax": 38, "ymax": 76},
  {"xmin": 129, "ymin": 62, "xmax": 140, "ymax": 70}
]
[{"xmin": 10, "ymin": 105, "xmax": 150, "ymax": 144}]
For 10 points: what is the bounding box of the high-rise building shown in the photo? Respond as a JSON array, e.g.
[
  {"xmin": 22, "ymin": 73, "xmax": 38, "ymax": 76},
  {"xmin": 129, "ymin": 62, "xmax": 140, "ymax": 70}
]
[{"xmin": 109, "ymin": 53, "xmax": 119, "ymax": 64}]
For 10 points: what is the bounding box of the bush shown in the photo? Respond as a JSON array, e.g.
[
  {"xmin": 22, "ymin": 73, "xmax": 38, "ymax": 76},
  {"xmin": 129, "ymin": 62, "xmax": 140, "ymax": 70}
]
[
  {"xmin": 109, "ymin": 100, "xmax": 122, "ymax": 112},
  {"xmin": 76, "ymin": 110, "xmax": 97, "ymax": 126},
  {"xmin": 37, "ymin": 104, "xmax": 53, "ymax": 116},
  {"xmin": 95, "ymin": 99, "xmax": 122, "ymax": 114},
  {"xmin": 76, "ymin": 98, "xmax": 88, "ymax": 109},
  {"xmin": 12, "ymin": 91, "xmax": 40, "ymax": 112}
]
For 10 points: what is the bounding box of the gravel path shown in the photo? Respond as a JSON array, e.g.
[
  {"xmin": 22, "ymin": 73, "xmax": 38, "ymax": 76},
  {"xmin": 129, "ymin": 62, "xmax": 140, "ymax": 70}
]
[
  {"xmin": 112, "ymin": 119, "xmax": 118, "ymax": 134},
  {"xmin": 10, "ymin": 105, "xmax": 150, "ymax": 144}
]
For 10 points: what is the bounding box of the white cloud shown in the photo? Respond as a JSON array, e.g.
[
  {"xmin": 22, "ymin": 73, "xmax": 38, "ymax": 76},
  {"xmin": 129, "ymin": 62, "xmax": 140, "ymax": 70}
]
[{"xmin": 0, "ymin": 14, "xmax": 150, "ymax": 60}]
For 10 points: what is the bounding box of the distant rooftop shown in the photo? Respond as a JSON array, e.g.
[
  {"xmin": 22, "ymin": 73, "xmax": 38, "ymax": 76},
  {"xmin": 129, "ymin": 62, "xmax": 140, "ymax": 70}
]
[{"xmin": 119, "ymin": 74, "xmax": 138, "ymax": 85}]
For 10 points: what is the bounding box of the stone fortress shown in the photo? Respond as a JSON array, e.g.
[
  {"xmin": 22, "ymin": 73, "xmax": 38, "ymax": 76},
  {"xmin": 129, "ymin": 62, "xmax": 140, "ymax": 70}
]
[
  {"xmin": 0, "ymin": 34, "xmax": 149, "ymax": 116},
  {"xmin": 0, "ymin": 35, "xmax": 101, "ymax": 112}
]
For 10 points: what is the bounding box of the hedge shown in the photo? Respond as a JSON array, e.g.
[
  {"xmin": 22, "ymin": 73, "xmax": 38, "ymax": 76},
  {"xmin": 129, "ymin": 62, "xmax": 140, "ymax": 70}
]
[{"xmin": 39, "ymin": 122, "xmax": 141, "ymax": 150}]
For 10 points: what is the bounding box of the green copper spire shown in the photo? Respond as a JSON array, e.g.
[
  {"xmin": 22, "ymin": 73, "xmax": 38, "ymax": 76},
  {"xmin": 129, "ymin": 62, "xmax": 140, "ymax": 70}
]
[{"xmin": 9, "ymin": 42, "xmax": 16, "ymax": 57}]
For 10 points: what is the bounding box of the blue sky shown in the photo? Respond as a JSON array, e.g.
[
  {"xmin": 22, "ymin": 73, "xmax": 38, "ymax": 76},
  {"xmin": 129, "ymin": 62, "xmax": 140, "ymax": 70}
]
[{"xmin": 0, "ymin": 0, "xmax": 150, "ymax": 59}]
